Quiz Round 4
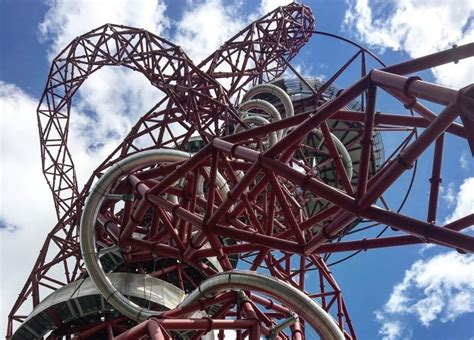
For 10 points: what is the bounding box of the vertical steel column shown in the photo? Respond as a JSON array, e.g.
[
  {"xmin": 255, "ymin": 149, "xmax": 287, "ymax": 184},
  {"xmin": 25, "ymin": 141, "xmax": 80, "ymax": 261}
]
[{"xmin": 427, "ymin": 134, "xmax": 445, "ymax": 223}]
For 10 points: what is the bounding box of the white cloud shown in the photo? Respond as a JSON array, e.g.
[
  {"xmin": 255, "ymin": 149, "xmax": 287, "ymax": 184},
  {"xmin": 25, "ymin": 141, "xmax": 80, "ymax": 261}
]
[
  {"xmin": 343, "ymin": 0, "xmax": 474, "ymax": 88},
  {"xmin": 460, "ymin": 151, "xmax": 470, "ymax": 170},
  {"xmin": 68, "ymin": 68, "xmax": 163, "ymax": 185},
  {"xmin": 0, "ymin": 82, "xmax": 56, "ymax": 232},
  {"xmin": 259, "ymin": 0, "xmax": 292, "ymax": 15},
  {"xmin": 174, "ymin": 0, "xmax": 296, "ymax": 65},
  {"xmin": 443, "ymin": 177, "xmax": 474, "ymax": 225},
  {"xmin": 174, "ymin": 0, "xmax": 248, "ymax": 63},
  {"xmin": 375, "ymin": 251, "xmax": 474, "ymax": 337},
  {"xmin": 374, "ymin": 315, "xmax": 404, "ymax": 340},
  {"xmin": 40, "ymin": 0, "xmax": 168, "ymax": 60},
  {"xmin": 0, "ymin": 82, "xmax": 58, "ymax": 333},
  {"xmin": 440, "ymin": 182, "xmax": 456, "ymax": 208},
  {"xmin": 283, "ymin": 61, "xmax": 319, "ymax": 80}
]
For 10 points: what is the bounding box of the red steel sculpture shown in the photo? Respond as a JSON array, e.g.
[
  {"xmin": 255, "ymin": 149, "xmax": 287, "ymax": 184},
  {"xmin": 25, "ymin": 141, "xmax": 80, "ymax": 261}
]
[{"xmin": 7, "ymin": 3, "xmax": 474, "ymax": 339}]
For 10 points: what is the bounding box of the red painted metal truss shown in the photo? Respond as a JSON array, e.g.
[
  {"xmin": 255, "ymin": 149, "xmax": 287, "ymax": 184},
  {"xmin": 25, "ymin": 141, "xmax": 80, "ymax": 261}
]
[{"xmin": 7, "ymin": 2, "xmax": 474, "ymax": 339}]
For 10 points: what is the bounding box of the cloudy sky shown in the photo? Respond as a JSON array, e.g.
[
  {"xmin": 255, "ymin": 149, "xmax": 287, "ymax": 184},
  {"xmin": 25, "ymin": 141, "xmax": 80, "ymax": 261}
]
[{"xmin": 1, "ymin": 0, "xmax": 473, "ymax": 339}]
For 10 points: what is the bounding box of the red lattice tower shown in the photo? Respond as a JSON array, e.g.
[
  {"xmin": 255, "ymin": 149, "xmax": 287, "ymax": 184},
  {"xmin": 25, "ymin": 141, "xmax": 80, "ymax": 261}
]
[{"xmin": 7, "ymin": 3, "xmax": 474, "ymax": 339}]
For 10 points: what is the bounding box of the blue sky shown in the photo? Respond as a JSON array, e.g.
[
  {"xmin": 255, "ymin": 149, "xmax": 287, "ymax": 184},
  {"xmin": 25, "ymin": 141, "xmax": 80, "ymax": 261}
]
[{"xmin": 1, "ymin": 0, "xmax": 473, "ymax": 339}]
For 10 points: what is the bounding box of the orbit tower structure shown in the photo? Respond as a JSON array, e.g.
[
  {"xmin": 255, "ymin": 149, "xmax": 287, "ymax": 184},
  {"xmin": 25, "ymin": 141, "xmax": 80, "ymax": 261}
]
[{"xmin": 7, "ymin": 3, "xmax": 474, "ymax": 339}]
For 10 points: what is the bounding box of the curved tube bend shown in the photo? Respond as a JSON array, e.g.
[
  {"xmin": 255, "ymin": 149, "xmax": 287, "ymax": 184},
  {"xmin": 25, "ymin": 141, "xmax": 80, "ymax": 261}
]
[
  {"xmin": 180, "ymin": 270, "xmax": 344, "ymax": 340},
  {"xmin": 238, "ymin": 100, "xmax": 282, "ymax": 132},
  {"xmin": 311, "ymin": 129, "xmax": 353, "ymax": 180},
  {"xmin": 242, "ymin": 83, "xmax": 294, "ymax": 119},
  {"xmin": 234, "ymin": 115, "xmax": 279, "ymax": 147},
  {"xmin": 242, "ymin": 83, "xmax": 295, "ymax": 138}
]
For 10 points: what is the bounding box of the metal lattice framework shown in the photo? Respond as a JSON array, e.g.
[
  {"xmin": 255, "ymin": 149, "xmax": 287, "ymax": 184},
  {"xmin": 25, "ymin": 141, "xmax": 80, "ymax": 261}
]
[{"xmin": 7, "ymin": 3, "xmax": 474, "ymax": 339}]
